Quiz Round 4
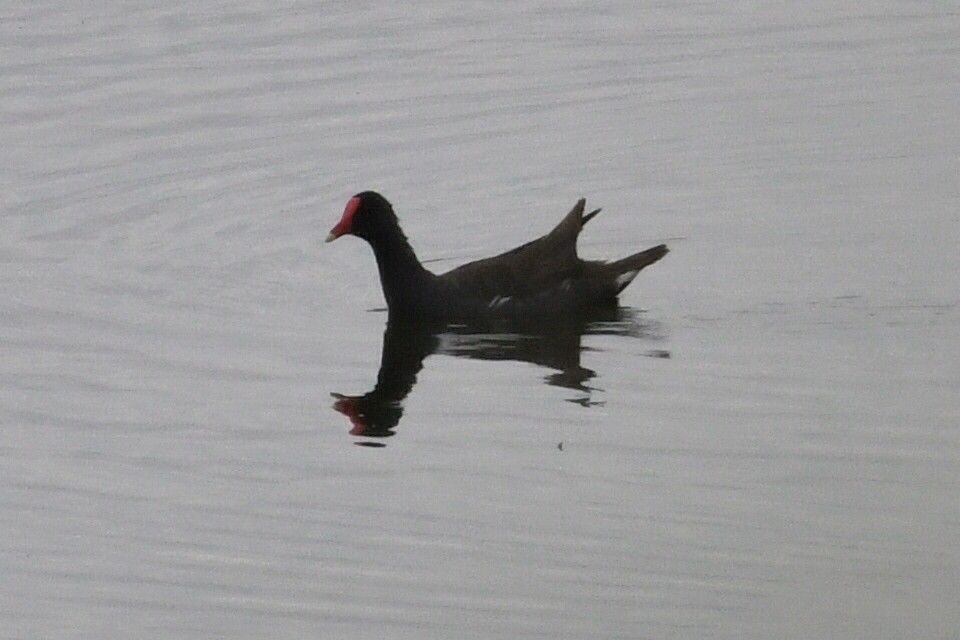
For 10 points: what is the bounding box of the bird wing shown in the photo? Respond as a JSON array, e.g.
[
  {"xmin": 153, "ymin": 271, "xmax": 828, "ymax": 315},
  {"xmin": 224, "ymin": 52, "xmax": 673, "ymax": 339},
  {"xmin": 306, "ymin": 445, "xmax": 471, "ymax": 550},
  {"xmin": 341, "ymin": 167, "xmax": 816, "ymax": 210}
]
[{"xmin": 439, "ymin": 199, "xmax": 600, "ymax": 302}]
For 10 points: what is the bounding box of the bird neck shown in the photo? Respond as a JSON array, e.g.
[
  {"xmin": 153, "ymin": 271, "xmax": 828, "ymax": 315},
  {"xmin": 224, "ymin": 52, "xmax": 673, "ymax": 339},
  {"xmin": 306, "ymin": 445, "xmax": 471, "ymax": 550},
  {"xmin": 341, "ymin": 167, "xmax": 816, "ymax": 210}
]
[{"xmin": 368, "ymin": 225, "xmax": 433, "ymax": 315}]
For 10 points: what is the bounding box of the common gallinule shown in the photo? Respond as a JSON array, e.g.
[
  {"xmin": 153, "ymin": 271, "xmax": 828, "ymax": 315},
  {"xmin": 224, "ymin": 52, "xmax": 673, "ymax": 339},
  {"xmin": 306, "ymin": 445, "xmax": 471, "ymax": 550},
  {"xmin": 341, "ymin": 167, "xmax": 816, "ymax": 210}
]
[{"xmin": 326, "ymin": 191, "xmax": 668, "ymax": 321}]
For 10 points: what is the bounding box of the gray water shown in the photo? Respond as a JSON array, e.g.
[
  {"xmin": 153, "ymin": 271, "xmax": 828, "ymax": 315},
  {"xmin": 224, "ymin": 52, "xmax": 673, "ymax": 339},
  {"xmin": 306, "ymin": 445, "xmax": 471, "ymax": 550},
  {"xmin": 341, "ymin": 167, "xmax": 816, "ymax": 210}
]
[{"xmin": 2, "ymin": 2, "xmax": 959, "ymax": 638}]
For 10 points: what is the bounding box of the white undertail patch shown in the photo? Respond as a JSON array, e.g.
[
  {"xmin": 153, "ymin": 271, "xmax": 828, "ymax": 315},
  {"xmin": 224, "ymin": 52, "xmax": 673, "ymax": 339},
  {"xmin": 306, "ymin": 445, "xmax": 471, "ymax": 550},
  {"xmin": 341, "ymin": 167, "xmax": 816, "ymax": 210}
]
[{"xmin": 615, "ymin": 269, "xmax": 640, "ymax": 291}]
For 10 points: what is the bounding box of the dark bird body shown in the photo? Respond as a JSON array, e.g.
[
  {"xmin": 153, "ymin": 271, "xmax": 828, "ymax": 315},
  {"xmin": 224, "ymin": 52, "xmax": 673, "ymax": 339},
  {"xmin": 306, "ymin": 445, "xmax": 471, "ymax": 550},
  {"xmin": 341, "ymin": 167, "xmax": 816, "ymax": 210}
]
[{"xmin": 326, "ymin": 191, "xmax": 668, "ymax": 323}]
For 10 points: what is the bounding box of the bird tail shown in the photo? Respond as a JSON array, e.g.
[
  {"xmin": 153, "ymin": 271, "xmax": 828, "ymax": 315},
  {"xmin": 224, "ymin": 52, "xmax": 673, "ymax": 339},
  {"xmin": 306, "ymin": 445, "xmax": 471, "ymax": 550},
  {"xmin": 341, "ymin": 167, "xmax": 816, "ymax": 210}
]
[{"xmin": 609, "ymin": 244, "xmax": 669, "ymax": 293}]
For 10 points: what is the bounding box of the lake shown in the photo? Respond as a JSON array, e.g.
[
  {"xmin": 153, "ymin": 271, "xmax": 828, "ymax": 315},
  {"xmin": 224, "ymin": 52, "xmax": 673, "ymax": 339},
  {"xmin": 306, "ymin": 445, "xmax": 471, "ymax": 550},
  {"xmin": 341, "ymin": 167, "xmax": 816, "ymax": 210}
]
[{"xmin": 2, "ymin": 1, "xmax": 958, "ymax": 638}]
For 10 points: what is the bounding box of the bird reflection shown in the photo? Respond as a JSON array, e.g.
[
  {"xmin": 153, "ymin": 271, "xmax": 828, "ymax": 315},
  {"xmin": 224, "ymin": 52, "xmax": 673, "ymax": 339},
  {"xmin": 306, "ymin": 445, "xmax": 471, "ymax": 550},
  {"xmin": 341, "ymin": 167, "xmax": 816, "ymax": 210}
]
[{"xmin": 331, "ymin": 307, "xmax": 666, "ymax": 441}]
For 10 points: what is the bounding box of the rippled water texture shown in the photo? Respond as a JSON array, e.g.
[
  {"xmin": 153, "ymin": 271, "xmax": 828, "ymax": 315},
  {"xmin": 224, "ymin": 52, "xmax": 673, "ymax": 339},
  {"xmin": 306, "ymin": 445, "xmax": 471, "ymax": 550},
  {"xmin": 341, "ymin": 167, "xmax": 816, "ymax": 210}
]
[{"xmin": 2, "ymin": 2, "xmax": 959, "ymax": 638}]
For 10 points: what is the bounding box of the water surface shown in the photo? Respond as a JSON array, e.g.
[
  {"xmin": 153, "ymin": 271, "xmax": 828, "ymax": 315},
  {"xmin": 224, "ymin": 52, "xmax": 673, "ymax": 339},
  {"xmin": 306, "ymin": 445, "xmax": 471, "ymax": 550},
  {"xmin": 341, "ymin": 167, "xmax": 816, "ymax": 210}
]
[{"xmin": 2, "ymin": 2, "xmax": 959, "ymax": 638}]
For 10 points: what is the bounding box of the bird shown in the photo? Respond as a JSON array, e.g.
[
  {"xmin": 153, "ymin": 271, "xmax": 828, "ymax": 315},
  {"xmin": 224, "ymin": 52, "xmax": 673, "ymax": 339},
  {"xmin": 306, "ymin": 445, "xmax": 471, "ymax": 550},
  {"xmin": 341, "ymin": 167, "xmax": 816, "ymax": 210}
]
[{"xmin": 326, "ymin": 191, "xmax": 668, "ymax": 323}]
